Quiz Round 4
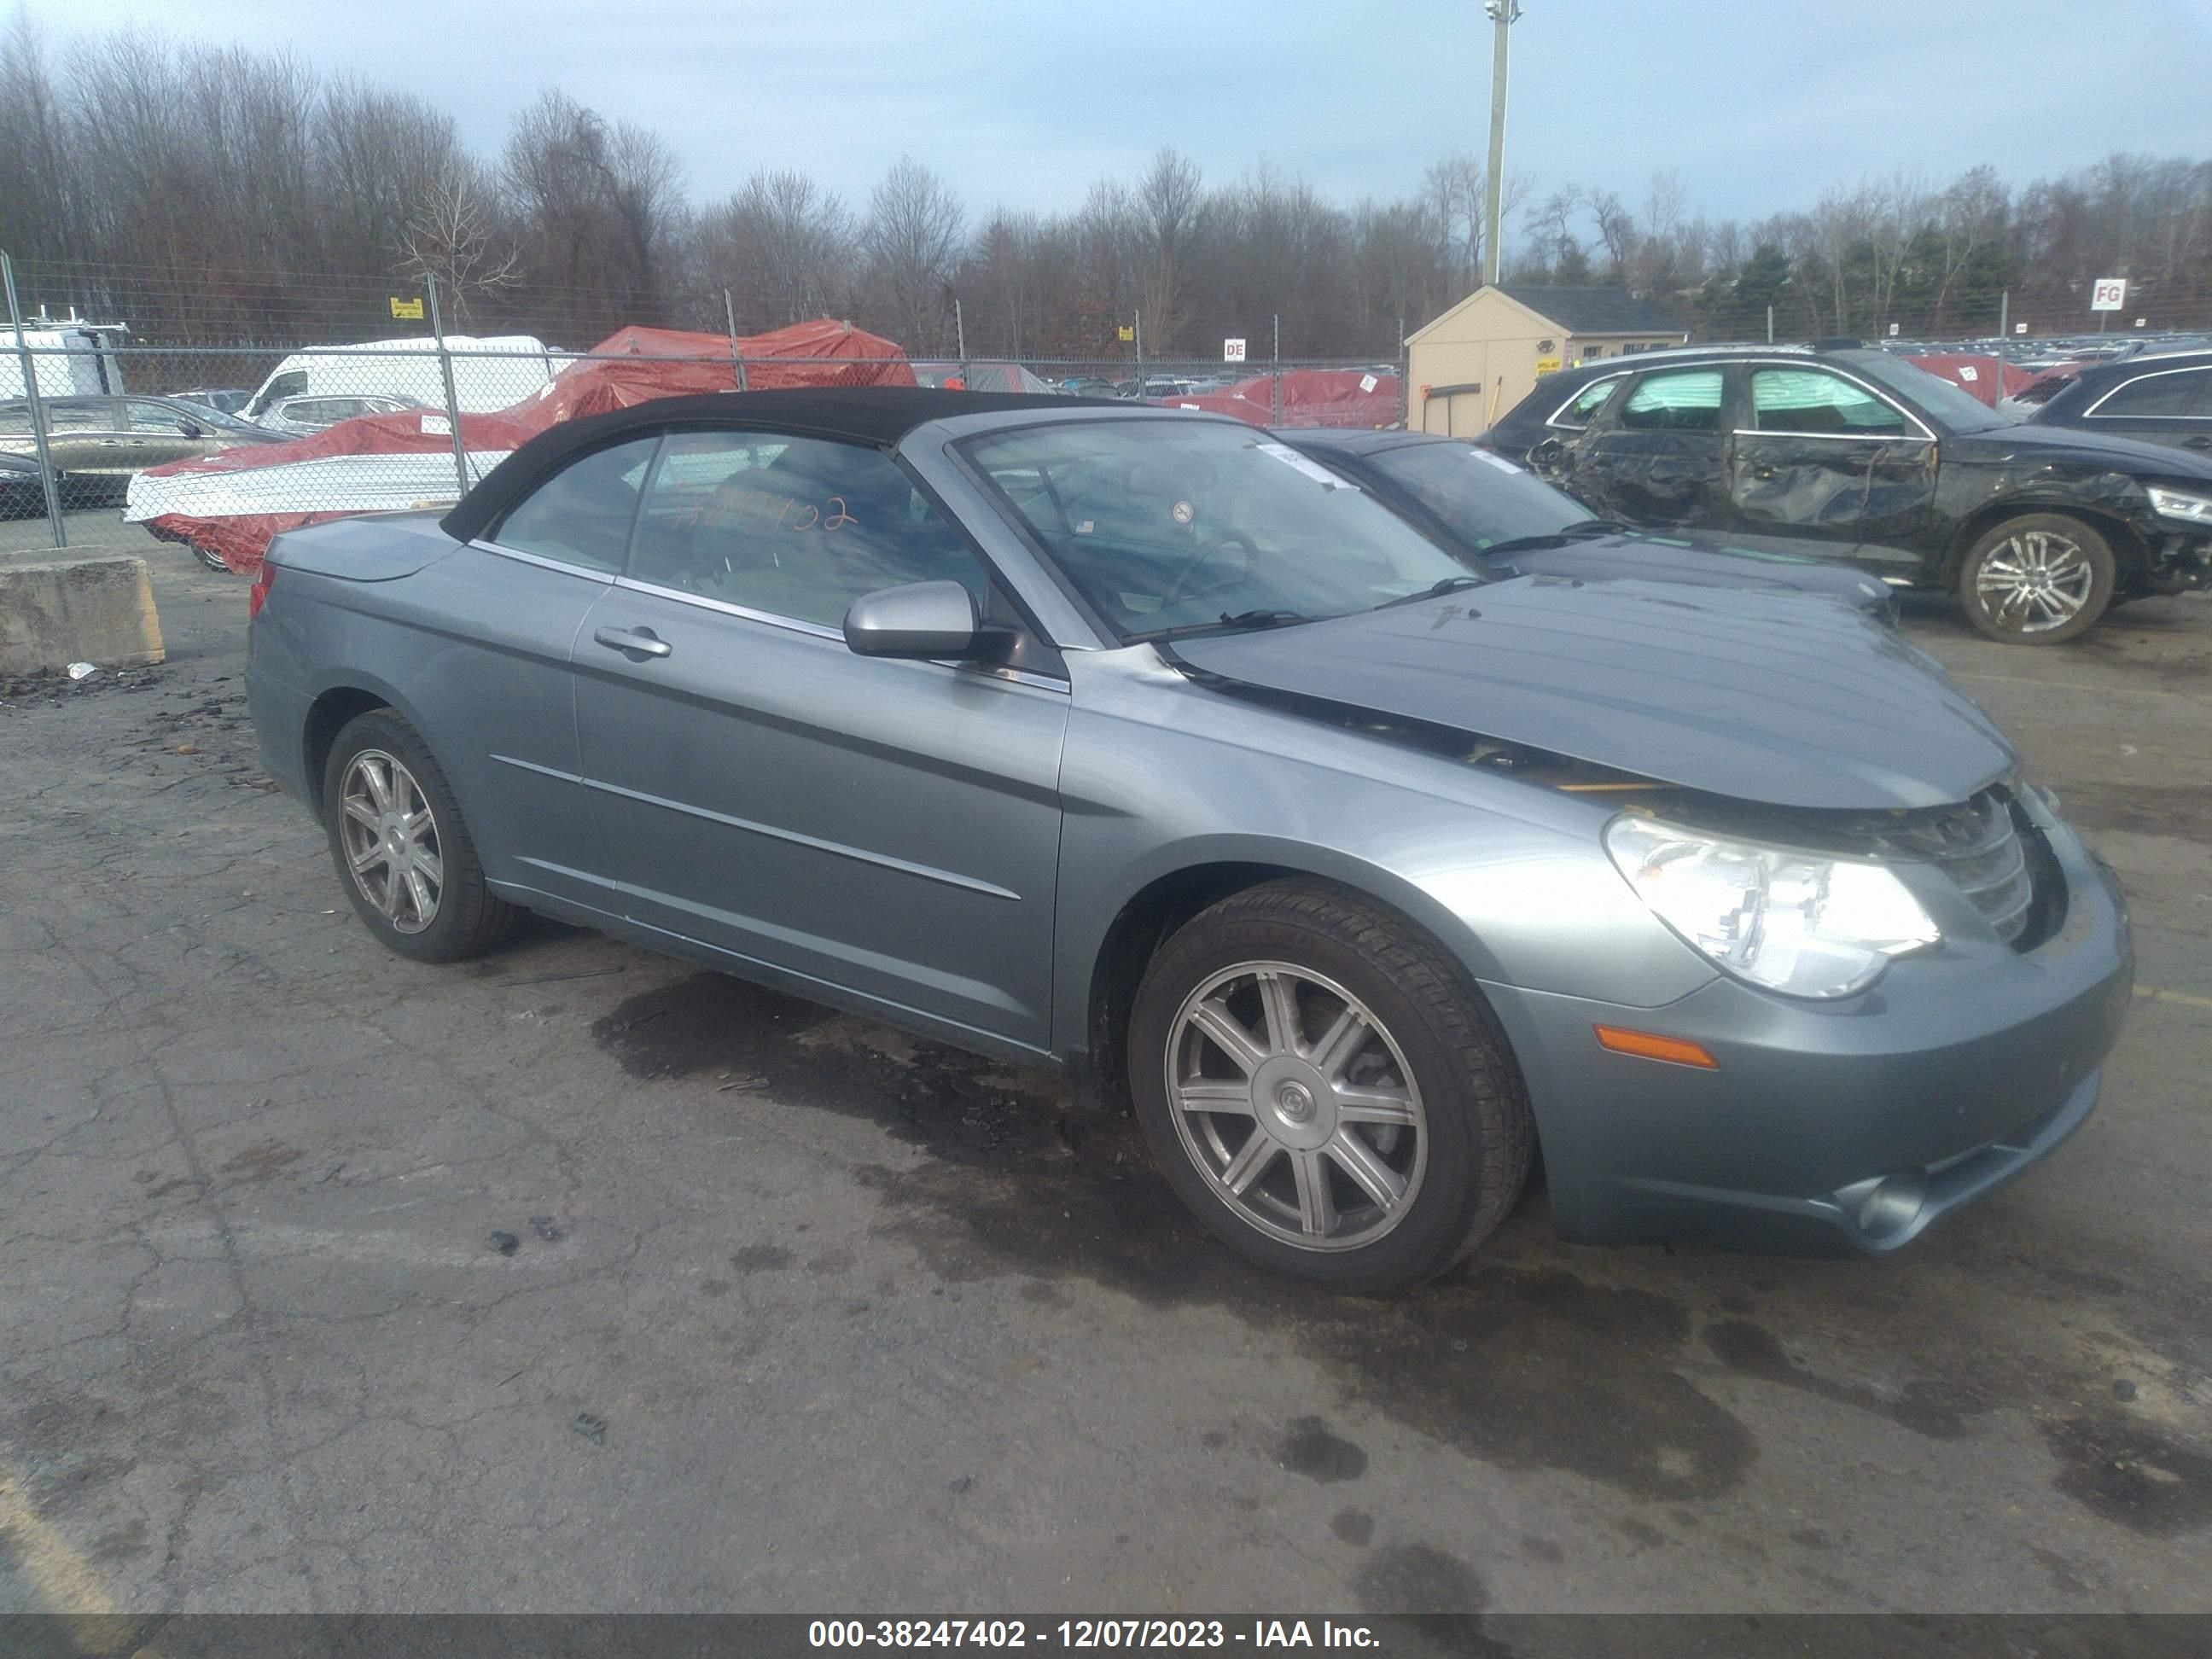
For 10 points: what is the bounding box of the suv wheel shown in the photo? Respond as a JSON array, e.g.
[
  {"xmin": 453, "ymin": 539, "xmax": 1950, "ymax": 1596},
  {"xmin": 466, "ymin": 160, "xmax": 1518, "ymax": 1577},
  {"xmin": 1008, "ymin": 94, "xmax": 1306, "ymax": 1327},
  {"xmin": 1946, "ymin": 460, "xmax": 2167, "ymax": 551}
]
[
  {"xmin": 322, "ymin": 708, "xmax": 519, "ymax": 963},
  {"xmin": 1959, "ymin": 513, "xmax": 2116, "ymax": 643},
  {"xmin": 1127, "ymin": 880, "xmax": 1534, "ymax": 1294}
]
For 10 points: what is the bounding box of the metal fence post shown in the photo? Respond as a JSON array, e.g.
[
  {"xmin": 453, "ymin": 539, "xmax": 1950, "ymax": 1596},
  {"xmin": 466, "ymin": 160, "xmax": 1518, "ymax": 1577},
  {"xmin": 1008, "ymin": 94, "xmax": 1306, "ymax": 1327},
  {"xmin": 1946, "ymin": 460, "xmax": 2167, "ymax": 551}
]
[
  {"xmin": 724, "ymin": 288, "xmax": 749, "ymax": 392},
  {"xmin": 954, "ymin": 298, "xmax": 969, "ymax": 387},
  {"xmin": 3, "ymin": 251, "xmax": 67, "ymax": 549},
  {"xmin": 1271, "ymin": 313, "xmax": 1283, "ymax": 426},
  {"xmin": 423, "ymin": 273, "xmax": 471, "ymax": 498}
]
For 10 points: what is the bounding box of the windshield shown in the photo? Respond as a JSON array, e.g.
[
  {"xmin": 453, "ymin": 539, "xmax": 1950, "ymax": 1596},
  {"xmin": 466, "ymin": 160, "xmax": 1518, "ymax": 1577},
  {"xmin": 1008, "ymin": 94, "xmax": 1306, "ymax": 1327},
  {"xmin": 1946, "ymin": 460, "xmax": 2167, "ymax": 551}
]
[
  {"xmin": 963, "ymin": 418, "xmax": 1470, "ymax": 640},
  {"xmin": 1854, "ymin": 355, "xmax": 2009, "ymax": 434},
  {"xmin": 1362, "ymin": 441, "xmax": 1591, "ymax": 546}
]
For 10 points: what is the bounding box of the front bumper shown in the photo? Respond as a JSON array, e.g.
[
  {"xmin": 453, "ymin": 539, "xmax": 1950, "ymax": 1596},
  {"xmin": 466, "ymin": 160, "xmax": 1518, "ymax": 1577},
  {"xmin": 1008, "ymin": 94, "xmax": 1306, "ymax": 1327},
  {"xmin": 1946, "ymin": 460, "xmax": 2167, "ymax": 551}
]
[{"xmin": 1481, "ymin": 818, "xmax": 2134, "ymax": 1254}]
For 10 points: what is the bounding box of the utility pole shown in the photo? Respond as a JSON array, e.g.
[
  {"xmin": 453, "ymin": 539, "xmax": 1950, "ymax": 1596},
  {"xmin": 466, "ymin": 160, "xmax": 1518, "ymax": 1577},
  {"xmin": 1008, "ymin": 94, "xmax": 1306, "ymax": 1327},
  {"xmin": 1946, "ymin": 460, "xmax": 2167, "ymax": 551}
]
[{"xmin": 1481, "ymin": 1, "xmax": 1522, "ymax": 287}]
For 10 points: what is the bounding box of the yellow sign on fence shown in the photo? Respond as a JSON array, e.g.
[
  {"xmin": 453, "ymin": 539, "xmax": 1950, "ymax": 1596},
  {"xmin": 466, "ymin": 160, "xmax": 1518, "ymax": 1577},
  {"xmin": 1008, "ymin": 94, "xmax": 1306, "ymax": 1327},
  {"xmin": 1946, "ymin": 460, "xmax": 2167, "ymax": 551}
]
[
  {"xmin": 1116, "ymin": 324, "xmax": 1135, "ymax": 342},
  {"xmin": 389, "ymin": 296, "xmax": 426, "ymax": 321}
]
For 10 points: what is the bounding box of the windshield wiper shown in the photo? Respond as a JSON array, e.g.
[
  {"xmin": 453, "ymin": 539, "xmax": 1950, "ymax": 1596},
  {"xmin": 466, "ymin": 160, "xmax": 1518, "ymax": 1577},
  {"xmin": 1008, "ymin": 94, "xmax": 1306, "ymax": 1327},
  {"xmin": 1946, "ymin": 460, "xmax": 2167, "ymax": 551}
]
[
  {"xmin": 1135, "ymin": 608, "xmax": 1319, "ymax": 642},
  {"xmin": 1377, "ymin": 573, "xmax": 1486, "ymax": 608},
  {"xmin": 1477, "ymin": 520, "xmax": 1640, "ymax": 559}
]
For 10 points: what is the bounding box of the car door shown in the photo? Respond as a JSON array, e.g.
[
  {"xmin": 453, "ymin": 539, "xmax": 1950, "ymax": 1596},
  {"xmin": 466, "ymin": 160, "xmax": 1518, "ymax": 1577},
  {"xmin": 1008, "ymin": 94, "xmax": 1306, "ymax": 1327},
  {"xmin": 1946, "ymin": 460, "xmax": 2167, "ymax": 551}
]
[
  {"xmin": 38, "ymin": 399, "xmax": 131, "ymax": 476},
  {"xmin": 2080, "ymin": 365, "xmax": 2212, "ymax": 457},
  {"xmin": 571, "ymin": 428, "xmax": 1070, "ymax": 1054},
  {"xmin": 125, "ymin": 399, "xmax": 207, "ymax": 469},
  {"xmin": 434, "ymin": 434, "xmax": 667, "ymax": 915},
  {"xmin": 1561, "ymin": 365, "xmax": 1731, "ymax": 527},
  {"xmin": 1726, "ymin": 365, "xmax": 1936, "ymax": 572}
]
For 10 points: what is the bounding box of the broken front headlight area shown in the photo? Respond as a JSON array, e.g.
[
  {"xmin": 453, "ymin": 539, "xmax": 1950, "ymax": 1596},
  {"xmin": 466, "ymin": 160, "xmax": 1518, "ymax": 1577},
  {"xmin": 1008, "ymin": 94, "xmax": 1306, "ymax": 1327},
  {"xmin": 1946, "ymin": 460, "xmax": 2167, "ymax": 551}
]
[{"xmin": 1604, "ymin": 816, "xmax": 1941, "ymax": 999}]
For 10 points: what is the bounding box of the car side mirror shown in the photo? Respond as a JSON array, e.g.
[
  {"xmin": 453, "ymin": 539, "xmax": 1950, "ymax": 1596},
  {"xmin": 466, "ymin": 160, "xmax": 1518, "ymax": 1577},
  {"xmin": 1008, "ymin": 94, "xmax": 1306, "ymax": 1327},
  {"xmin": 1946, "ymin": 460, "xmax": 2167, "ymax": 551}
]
[
  {"xmin": 178, "ymin": 421, "xmax": 205, "ymax": 438},
  {"xmin": 842, "ymin": 579, "xmax": 984, "ymax": 660}
]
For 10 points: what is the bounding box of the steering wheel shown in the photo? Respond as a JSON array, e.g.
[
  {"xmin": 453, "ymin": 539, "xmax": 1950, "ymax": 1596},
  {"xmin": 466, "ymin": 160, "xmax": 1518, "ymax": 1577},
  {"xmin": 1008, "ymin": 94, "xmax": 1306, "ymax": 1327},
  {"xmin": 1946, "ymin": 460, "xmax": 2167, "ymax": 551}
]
[{"xmin": 1157, "ymin": 533, "xmax": 1257, "ymax": 612}]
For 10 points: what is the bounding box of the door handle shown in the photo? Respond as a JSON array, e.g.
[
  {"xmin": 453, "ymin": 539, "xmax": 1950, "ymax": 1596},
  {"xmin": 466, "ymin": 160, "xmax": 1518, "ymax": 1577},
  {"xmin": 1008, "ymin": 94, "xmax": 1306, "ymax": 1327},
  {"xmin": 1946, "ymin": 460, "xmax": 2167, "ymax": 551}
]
[
  {"xmin": 2185, "ymin": 434, "xmax": 2212, "ymax": 451},
  {"xmin": 593, "ymin": 626, "xmax": 672, "ymax": 660}
]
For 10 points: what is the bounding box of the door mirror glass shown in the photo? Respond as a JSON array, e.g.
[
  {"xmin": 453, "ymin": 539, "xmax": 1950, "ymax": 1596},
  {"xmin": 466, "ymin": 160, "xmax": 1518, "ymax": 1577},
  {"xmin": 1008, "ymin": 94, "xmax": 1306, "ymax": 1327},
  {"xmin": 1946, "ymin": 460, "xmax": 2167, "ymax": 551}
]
[{"xmin": 843, "ymin": 580, "xmax": 982, "ymax": 659}]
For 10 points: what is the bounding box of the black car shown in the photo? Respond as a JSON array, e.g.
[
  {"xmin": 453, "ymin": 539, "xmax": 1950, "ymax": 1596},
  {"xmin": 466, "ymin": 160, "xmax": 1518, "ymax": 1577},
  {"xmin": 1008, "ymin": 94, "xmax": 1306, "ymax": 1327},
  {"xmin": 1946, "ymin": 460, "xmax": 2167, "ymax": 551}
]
[
  {"xmin": 0, "ymin": 451, "xmax": 49, "ymax": 518},
  {"xmin": 1482, "ymin": 345, "xmax": 2212, "ymax": 643},
  {"xmin": 1279, "ymin": 428, "xmax": 1897, "ymax": 622},
  {"xmin": 2027, "ymin": 351, "xmax": 2212, "ymax": 461}
]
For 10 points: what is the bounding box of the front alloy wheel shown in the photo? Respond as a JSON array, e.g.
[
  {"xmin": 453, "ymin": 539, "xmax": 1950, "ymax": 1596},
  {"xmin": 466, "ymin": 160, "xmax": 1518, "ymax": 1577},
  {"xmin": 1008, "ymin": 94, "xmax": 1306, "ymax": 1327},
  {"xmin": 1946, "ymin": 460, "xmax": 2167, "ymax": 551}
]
[
  {"xmin": 1128, "ymin": 879, "xmax": 1533, "ymax": 1293},
  {"xmin": 1167, "ymin": 962, "xmax": 1426, "ymax": 1251}
]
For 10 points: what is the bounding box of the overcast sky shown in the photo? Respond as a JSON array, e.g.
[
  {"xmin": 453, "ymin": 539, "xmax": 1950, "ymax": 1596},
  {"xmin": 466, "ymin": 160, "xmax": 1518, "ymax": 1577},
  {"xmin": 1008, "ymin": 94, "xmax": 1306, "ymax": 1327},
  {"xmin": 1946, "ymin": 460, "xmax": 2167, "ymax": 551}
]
[{"xmin": 33, "ymin": 0, "xmax": 2212, "ymax": 224}]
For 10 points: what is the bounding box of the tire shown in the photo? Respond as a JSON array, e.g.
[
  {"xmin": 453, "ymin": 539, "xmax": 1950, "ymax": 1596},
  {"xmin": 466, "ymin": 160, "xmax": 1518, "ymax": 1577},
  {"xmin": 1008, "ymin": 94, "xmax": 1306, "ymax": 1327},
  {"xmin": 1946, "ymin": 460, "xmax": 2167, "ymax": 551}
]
[
  {"xmin": 1127, "ymin": 879, "xmax": 1534, "ymax": 1294},
  {"xmin": 321, "ymin": 708, "xmax": 519, "ymax": 963},
  {"xmin": 1958, "ymin": 513, "xmax": 2116, "ymax": 644}
]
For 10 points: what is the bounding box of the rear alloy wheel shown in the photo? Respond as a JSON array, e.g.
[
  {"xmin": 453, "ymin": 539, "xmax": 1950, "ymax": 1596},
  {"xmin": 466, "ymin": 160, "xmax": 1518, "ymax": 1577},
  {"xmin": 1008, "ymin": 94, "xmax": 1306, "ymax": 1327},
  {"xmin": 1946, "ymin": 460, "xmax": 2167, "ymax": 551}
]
[
  {"xmin": 1959, "ymin": 513, "xmax": 2116, "ymax": 643},
  {"xmin": 1129, "ymin": 880, "xmax": 1533, "ymax": 1293},
  {"xmin": 323, "ymin": 708, "xmax": 518, "ymax": 963}
]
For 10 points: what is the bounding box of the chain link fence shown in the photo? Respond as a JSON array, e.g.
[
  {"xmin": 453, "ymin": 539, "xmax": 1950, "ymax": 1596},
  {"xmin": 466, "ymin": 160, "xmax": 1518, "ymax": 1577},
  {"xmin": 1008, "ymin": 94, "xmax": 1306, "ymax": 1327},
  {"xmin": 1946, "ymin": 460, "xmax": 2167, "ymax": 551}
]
[
  {"xmin": 13, "ymin": 252, "xmax": 2210, "ymax": 570},
  {"xmin": 3, "ymin": 265, "xmax": 1412, "ymax": 568}
]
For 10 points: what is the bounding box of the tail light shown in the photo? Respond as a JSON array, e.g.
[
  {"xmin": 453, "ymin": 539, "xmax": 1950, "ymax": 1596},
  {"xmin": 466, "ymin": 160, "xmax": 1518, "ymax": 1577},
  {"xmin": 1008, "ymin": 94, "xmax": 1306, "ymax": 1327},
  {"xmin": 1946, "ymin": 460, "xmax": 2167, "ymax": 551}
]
[{"xmin": 248, "ymin": 558, "xmax": 276, "ymax": 620}]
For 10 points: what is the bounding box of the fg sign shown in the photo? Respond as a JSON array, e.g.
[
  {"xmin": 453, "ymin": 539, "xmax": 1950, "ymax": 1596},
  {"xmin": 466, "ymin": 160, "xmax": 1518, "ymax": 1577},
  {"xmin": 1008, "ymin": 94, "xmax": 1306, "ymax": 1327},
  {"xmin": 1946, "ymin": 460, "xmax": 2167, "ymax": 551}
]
[
  {"xmin": 1224, "ymin": 338, "xmax": 1247, "ymax": 363},
  {"xmin": 2091, "ymin": 277, "xmax": 2128, "ymax": 312}
]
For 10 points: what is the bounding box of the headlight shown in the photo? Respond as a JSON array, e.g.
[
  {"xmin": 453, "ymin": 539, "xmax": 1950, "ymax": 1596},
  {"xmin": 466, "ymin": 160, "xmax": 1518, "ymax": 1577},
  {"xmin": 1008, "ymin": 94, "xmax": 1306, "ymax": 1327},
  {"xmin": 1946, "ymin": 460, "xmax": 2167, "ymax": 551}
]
[
  {"xmin": 2146, "ymin": 486, "xmax": 2212, "ymax": 526},
  {"xmin": 1604, "ymin": 816, "xmax": 1941, "ymax": 999}
]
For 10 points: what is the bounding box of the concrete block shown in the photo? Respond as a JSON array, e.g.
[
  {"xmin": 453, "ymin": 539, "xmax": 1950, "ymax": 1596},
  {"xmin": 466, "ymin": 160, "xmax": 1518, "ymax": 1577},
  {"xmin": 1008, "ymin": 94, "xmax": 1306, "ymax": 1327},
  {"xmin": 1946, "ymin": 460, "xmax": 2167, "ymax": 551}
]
[{"xmin": 0, "ymin": 555, "xmax": 166, "ymax": 675}]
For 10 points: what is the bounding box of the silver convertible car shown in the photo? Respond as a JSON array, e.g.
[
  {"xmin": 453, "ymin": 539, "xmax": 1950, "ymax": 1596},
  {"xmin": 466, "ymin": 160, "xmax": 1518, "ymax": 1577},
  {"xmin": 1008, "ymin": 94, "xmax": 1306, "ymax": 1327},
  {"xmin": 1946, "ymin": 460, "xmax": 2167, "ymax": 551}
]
[{"xmin": 247, "ymin": 387, "xmax": 2134, "ymax": 1292}]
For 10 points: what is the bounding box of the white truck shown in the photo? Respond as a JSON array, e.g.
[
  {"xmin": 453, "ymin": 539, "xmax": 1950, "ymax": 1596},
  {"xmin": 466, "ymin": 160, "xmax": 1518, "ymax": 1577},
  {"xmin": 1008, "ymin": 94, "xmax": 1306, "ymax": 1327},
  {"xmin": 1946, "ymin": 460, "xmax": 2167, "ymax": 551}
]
[
  {"xmin": 1, "ymin": 318, "xmax": 131, "ymax": 399},
  {"xmin": 240, "ymin": 335, "xmax": 559, "ymax": 424}
]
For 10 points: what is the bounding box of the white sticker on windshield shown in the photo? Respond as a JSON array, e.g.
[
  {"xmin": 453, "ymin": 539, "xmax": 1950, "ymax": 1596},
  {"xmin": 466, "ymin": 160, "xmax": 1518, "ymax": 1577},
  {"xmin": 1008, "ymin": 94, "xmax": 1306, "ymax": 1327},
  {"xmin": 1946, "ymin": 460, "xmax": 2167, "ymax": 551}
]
[
  {"xmin": 1467, "ymin": 448, "xmax": 1522, "ymax": 473},
  {"xmin": 1254, "ymin": 441, "xmax": 1353, "ymax": 487},
  {"xmin": 421, "ymin": 414, "xmax": 451, "ymax": 435},
  {"xmin": 1359, "ymin": 373, "xmax": 1378, "ymax": 393}
]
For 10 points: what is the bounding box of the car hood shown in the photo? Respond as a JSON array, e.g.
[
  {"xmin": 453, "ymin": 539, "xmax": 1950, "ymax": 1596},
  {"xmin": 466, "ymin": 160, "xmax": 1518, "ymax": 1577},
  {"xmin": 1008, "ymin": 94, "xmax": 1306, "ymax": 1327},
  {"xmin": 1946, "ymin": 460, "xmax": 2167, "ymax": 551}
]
[
  {"xmin": 1957, "ymin": 418, "xmax": 2212, "ymax": 480},
  {"xmin": 1168, "ymin": 577, "xmax": 2017, "ymax": 811},
  {"xmin": 1484, "ymin": 533, "xmax": 1894, "ymax": 614}
]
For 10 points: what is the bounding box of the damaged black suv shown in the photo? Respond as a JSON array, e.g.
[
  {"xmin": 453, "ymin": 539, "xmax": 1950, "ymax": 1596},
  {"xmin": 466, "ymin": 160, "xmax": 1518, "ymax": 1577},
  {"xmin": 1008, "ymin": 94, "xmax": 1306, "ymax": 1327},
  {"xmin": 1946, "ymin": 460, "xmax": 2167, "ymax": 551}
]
[{"xmin": 1482, "ymin": 343, "xmax": 2212, "ymax": 643}]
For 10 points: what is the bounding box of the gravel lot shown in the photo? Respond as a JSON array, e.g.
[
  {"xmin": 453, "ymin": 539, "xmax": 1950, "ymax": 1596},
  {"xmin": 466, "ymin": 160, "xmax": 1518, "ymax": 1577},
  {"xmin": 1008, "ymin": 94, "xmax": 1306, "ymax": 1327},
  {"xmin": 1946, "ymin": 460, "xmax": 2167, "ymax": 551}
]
[{"xmin": 3, "ymin": 545, "xmax": 2208, "ymax": 1619}]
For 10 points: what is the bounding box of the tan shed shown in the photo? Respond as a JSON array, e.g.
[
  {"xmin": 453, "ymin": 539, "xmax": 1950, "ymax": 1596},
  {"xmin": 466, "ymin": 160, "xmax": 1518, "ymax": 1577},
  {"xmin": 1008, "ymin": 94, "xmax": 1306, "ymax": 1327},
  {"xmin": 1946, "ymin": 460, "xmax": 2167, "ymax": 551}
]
[{"xmin": 1405, "ymin": 285, "xmax": 1687, "ymax": 438}]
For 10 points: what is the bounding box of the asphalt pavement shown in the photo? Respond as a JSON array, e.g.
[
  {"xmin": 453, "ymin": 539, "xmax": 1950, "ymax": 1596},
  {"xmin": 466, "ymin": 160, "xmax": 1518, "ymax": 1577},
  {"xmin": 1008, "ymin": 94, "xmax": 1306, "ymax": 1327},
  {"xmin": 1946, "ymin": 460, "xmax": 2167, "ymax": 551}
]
[{"xmin": 3, "ymin": 554, "xmax": 2207, "ymax": 1620}]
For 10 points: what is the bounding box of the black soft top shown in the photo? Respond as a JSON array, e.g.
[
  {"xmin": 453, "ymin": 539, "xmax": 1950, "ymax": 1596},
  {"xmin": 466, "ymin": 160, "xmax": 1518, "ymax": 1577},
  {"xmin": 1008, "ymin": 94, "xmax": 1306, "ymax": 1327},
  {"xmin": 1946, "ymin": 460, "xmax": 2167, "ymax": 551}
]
[{"xmin": 440, "ymin": 385, "xmax": 1120, "ymax": 544}]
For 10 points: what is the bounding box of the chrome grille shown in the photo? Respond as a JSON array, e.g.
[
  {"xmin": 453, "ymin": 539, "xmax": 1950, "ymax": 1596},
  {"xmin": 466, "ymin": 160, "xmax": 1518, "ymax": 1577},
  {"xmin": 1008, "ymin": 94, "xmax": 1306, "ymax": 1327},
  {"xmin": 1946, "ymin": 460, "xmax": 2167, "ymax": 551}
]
[{"xmin": 1869, "ymin": 789, "xmax": 2038, "ymax": 945}]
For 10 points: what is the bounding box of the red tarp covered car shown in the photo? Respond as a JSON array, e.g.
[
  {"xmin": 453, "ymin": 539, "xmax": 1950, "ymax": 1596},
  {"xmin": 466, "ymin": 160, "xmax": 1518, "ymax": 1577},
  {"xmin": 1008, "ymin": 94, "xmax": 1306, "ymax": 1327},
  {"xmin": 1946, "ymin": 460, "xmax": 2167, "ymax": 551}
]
[
  {"xmin": 129, "ymin": 320, "xmax": 915, "ymax": 573},
  {"xmin": 1155, "ymin": 368, "xmax": 1401, "ymax": 429}
]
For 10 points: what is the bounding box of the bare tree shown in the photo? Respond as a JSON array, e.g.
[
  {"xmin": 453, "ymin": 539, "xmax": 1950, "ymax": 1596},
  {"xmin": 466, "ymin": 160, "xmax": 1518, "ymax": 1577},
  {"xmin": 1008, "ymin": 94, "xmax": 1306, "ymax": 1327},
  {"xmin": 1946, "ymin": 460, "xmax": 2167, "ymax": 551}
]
[
  {"xmin": 1133, "ymin": 148, "xmax": 1203, "ymax": 350},
  {"xmin": 863, "ymin": 156, "xmax": 964, "ymax": 352},
  {"xmin": 698, "ymin": 167, "xmax": 853, "ymax": 329},
  {"xmin": 399, "ymin": 160, "xmax": 520, "ymax": 322}
]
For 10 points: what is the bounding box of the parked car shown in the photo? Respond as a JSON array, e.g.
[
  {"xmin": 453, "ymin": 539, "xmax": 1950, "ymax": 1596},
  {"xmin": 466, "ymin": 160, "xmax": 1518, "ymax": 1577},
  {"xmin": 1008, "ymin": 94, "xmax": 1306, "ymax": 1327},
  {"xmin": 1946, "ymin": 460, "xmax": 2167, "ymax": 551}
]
[
  {"xmin": 0, "ymin": 393, "xmax": 282, "ymax": 504},
  {"xmin": 171, "ymin": 387, "xmax": 254, "ymax": 416},
  {"xmin": 2024, "ymin": 351, "xmax": 2212, "ymax": 460},
  {"xmin": 248, "ymin": 387, "xmax": 2132, "ymax": 1293},
  {"xmin": 0, "ymin": 451, "xmax": 47, "ymax": 516},
  {"xmin": 1483, "ymin": 344, "xmax": 2212, "ymax": 643},
  {"xmin": 255, "ymin": 393, "xmax": 427, "ymax": 437},
  {"xmin": 1279, "ymin": 428, "xmax": 1897, "ymax": 621}
]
